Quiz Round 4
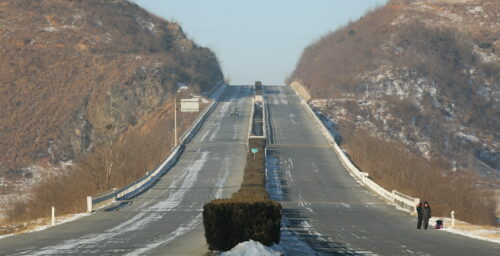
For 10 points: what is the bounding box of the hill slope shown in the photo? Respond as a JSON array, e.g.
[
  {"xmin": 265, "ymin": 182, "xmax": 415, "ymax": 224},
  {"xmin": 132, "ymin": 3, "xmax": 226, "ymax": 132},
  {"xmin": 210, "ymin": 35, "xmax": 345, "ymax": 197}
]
[
  {"xmin": 0, "ymin": 0, "xmax": 223, "ymax": 193},
  {"xmin": 290, "ymin": 0, "xmax": 499, "ymax": 179},
  {"xmin": 289, "ymin": 0, "xmax": 499, "ymax": 224}
]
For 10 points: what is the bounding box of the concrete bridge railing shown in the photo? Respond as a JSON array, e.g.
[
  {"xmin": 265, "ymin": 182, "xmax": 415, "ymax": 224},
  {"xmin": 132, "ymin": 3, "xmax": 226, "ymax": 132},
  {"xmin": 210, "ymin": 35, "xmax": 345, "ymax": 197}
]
[
  {"xmin": 87, "ymin": 83, "xmax": 227, "ymax": 212},
  {"xmin": 290, "ymin": 81, "xmax": 419, "ymax": 215}
]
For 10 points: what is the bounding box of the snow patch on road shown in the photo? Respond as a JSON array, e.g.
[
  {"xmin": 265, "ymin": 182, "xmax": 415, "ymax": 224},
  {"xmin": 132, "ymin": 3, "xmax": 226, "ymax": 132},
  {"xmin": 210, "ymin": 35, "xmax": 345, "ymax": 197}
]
[
  {"xmin": 14, "ymin": 151, "xmax": 210, "ymax": 255},
  {"xmin": 265, "ymin": 151, "xmax": 377, "ymax": 255},
  {"xmin": 340, "ymin": 202, "xmax": 351, "ymax": 209},
  {"xmin": 289, "ymin": 113, "xmax": 298, "ymax": 125},
  {"xmin": 266, "ymin": 155, "xmax": 284, "ymax": 201},
  {"xmin": 124, "ymin": 153, "xmax": 231, "ymax": 255},
  {"xmin": 210, "ymin": 86, "xmax": 240, "ymax": 141},
  {"xmin": 148, "ymin": 151, "xmax": 209, "ymax": 211},
  {"xmin": 265, "ymin": 153, "xmax": 319, "ymax": 255},
  {"xmin": 298, "ymin": 197, "xmax": 314, "ymax": 213},
  {"xmin": 209, "ymin": 101, "xmax": 231, "ymax": 141},
  {"xmin": 214, "ymin": 157, "xmax": 231, "ymax": 199},
  {"xmin": 198, "ymin": 130, "xmax": 210, "ymax": 142},
  {"xmin": 123, "ymin": 214, "xmax": 202, "ymax": 256},
  {"xmin": 14, "ymin": 212, "xmax": 148, "ymax": 256}
]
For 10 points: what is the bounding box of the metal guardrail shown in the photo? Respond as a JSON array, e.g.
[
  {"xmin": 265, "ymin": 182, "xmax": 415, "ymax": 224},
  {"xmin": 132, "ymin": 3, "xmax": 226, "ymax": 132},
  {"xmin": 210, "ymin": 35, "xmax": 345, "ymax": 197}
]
[
  {"xmin": 87, "ymin": 84, "xmax": 227, "ymax": 212},
  {"xmin": 115, "ymin": 146, "xmax": 184, "ymax": 200},
  {"xmin": 292, "ymin": 82, "xmax": 419, "ymax": 215}
]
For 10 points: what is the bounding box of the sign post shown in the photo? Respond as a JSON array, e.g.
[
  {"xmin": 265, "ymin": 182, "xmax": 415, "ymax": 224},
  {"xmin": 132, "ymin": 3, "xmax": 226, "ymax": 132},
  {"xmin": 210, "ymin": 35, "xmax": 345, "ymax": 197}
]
[
  {"xmin": 174, "ymin": 98, "xmax": 200, "ymax": 147},
  {"xmin": 251, "ymin": 148, "xmax": 259, "ymax": 160},
  {"xmin": 87, "ymin": 196, "xmax": 92, "ymax": 213},
  {"xmin": 451, "ymin": 210, "xmax": 455, "ymax": 228}
]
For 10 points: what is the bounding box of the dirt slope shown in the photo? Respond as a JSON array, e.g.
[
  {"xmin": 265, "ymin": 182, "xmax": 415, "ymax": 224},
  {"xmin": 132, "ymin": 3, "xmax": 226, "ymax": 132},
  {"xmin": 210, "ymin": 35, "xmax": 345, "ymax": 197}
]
[{"xmin": 0, "ymin": 0, "xmax": 223, "ymax": 193}]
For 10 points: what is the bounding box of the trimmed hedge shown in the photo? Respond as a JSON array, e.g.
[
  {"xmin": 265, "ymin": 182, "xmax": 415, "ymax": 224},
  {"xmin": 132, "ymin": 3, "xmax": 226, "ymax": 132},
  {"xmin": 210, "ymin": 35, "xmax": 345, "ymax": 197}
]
[
  {"xmin": 232, "ymin": 138, "xmax": 268, "ymax": 201},
  {"xmin": 203, "ymin": 137, "xmax": 282, "ymax": 251},
  {"xmin": 203, "ymin": 200, "xmax": 282, "ymax": 251}
]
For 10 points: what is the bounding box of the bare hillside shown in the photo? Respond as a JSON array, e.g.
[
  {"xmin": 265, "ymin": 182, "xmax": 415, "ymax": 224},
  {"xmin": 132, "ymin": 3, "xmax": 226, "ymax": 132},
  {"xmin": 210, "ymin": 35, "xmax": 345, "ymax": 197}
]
[
  {"xmin": 0, "ymin": 0, "xmax": 223, "ymax": 194},
  {"xmin": 289, "ymin": 0, "xmax": 499, "ymax": 224},
  {"xmin": 290, "ymin": 0, "xmax": 499, "ymax": 179}
]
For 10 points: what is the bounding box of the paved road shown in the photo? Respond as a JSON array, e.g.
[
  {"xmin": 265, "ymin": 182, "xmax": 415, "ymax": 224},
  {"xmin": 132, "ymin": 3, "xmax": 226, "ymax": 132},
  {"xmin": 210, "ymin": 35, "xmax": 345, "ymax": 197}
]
[
  {"xmin": 0, "ymin": 85, "xmax": 252, "ymax": 256},
  {"xmin": 264, "ymin": 85, "xmax": 500, "ymax": 255}
]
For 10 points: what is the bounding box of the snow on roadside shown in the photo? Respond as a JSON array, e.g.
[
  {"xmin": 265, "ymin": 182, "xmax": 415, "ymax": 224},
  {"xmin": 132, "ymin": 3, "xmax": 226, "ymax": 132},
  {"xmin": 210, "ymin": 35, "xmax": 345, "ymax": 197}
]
[
  {"xmin": 220, "ymin": 240, "xmax": 284, "ymax": 256},
  {"xmin": 0, "ymin": 213, "xmax": 89, "ymax": 240},
  {"xmin": 431, "ymin": 217, "xmax": 500, "ymax": 245},
  {"xmin": 27, "ymin": 213, "xmax": 90, "ymax": 233},
  {"xmin": 313, "ymin": 105, "xmax": 500, "ymax": 246}
]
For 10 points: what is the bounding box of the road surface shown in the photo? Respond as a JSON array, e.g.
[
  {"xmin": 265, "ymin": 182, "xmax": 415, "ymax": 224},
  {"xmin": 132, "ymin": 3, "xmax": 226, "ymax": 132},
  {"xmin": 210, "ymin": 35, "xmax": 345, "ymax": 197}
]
[
  {"xmin": 264, "ymin": 85, "xmax": 500, "ymax": 255},
  {"xmin": 0, "ymin": 85, "xmax": 252, "ymax": 256}
]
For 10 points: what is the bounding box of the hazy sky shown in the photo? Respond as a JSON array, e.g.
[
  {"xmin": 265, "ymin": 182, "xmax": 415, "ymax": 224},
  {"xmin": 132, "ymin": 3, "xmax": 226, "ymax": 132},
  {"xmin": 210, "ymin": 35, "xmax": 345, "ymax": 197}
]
[{"xmin": 133, "ymin": 0, "xmax": 388, "ymax": 85}]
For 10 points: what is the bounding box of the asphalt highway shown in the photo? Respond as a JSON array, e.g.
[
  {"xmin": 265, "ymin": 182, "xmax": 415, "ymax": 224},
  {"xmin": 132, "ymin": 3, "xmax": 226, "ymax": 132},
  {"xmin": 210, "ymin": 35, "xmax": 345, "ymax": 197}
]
[
  {"xmin": 2, "ymin": 85, "xmax": 498, "ymax": 255},
  {"xmin": 264, "ymin": 85, "xmax": 500, "ymax": 255},
  {"xmin": 0, "ymin": 85, "xmax": 252, "ymax": 256}
]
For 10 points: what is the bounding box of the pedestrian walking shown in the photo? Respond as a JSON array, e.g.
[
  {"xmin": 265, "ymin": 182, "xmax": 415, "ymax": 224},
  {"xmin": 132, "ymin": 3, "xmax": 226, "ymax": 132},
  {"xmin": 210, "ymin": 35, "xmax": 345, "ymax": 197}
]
[
  {"xmin": 422, "ymin": 201, "xmax": 432, "ymax": 230},
  {"xmin": 416, "ymin": 202, "xmax": 423, "ymax": 229}
]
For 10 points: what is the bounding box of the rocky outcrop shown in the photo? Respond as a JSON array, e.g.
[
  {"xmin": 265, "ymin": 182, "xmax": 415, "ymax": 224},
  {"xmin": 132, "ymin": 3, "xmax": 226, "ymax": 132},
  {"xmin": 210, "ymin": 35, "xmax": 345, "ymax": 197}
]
[{"xmin": 0, "ymin": 0, "xmax": 223, "ymax": 186}]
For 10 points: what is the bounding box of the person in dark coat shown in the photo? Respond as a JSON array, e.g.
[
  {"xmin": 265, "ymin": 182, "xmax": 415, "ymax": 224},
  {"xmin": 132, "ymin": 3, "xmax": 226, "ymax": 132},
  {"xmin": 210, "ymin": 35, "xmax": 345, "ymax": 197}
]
[
  {"xmin": 422, "ymin": 201, "xmax": 432, "ymax": 230},
  {"xmin": 416, "ymin": 202, "xmax": 423, "ymax": 229}
]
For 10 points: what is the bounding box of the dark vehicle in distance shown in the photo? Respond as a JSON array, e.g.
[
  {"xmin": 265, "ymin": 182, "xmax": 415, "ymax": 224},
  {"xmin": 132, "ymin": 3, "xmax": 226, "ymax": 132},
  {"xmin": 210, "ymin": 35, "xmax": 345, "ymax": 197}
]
[
  {"xmin": 255, "ymin": 81, "xmax": 262, "ymax": 95},
  {"xmin": 230, "ymin": 108, "xmax": 240, "ymax": 116}
]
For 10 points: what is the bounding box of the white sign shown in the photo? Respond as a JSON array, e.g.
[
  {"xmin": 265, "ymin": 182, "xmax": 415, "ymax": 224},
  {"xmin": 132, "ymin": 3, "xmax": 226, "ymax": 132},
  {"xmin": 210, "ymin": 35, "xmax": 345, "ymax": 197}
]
[{"xmin": 180, "ymin": 98, "xmax": 199, "ymax": 112}]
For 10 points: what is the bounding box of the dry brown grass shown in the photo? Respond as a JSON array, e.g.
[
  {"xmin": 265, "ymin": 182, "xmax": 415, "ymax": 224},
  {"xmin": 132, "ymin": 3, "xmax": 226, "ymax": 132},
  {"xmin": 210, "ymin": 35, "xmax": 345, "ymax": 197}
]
[
  {"xmin": 340, "ymin": 124, "xmax": 498, "ymax": 226},
  {"xmin": 0, "ymin": 0, "xmax": 222, "ymax": 176},
  {"xmin": 287, "ymin": 5, "xmax": 397, "ymax": 95},
  {"xmin": 3, "ymin": 99, "xmax": 202, "ymax": 224},
  {"xmin": 0, "ymin": 0, "xmax": 222, "ymax": 227},
  {"xmin": 288, "ymin": 0, "xmax": 499, "ymax": 226}
]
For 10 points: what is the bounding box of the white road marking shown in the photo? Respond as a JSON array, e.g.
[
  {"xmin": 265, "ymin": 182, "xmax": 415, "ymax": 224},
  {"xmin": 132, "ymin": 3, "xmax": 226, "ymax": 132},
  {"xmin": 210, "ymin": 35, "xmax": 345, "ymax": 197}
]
[
  {"xmin": 15, "ymin": 151, "xmax": 210, "ymax": 255},
  {"xmin": 123, "ymin": 214, "xmax": 202, "ymax": 256},
  {"xmin": 340, "ymin": 202, "xmax": 351, "ymax": 209},
  {"xmin": 147, "ymin": 151, "xmax": 209, "ymax": 212},
  {"xmin": 123, "ymin": 155, "xmax": 232, "ymax": 255}
]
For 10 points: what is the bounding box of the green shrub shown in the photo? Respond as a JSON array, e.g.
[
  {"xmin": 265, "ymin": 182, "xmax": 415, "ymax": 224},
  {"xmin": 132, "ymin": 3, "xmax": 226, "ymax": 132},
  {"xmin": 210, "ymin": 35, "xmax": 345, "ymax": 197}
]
[
  {"xmin": 203, "ymin": 137, "xmax": 282, "ymax": 251},
  {"xmin": 203, "ymin": 200, "xmax": 282, "ymax": 251}
]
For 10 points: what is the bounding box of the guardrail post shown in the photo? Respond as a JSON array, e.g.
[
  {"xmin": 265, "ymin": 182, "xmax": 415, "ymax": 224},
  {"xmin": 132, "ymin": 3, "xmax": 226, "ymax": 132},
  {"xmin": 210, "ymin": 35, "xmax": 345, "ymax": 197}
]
[
  {"xmin": 51, "ymin": 206, "xmax": 55, "ymax": 226},
  {"xmin": 87, "ymin": 196, "xmax": 92, "ymax": 213},
  {"xmin": 451, "ymin": 210, "xmax": 455, "ymax": 228}
]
